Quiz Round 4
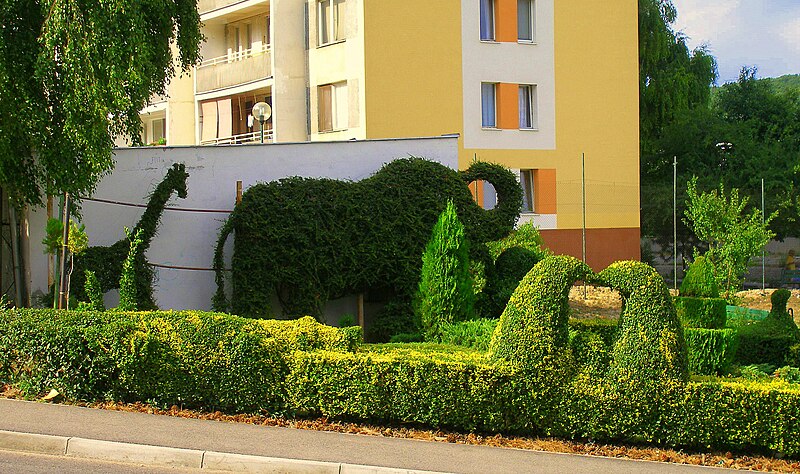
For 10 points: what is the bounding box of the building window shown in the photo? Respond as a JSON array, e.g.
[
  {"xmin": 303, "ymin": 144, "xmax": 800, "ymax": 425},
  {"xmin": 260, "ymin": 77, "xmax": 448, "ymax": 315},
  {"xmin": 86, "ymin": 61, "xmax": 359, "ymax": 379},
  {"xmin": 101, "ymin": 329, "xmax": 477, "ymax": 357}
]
[
  {"xmin": 319, "ymin": 0, "xmax": 346, "ymax": 46},
  {"xmin": 318, "ymin": 82, "xmax": 348, "ymax": 132},
  {"xmin": 520, "ymin": 169, "xmax": 535, "ymax": 213},
  {"xmin": 481, "ymin": 82, "xmax": 496, "ymax": 128},
  {"xmin": 518, "ymin": 0, "xmax": 534, "ymax": 42},
  {"xmin": 519, "ymin": 84, "xmax": 536, "ymax": 129},
  {"xmin": 480, "ymin": 0, "xmax": 495, "ymax": 41}
]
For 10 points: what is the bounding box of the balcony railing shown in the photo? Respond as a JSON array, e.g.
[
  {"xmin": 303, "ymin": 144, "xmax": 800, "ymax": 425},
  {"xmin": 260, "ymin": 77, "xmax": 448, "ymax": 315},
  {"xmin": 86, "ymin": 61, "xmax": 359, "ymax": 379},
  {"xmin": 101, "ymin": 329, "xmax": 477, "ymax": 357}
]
[
  {"xmin": 195, "ymin": 45, "xmax": 271, "ymax": 93},
  {"xmin": 201, "ymin": 130, "xmax": 274, "ymax": 145}
]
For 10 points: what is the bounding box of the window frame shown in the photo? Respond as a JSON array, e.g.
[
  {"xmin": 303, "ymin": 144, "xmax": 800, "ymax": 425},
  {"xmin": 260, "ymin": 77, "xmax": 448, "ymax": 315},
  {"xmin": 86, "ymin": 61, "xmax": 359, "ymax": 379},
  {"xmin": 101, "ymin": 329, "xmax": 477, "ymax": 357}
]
[
  {"xmin": 318, "ymin": 81, "xmax": 348, "ymax": 133},
  {"xmin": 520, "ymin": 169, "xmax": 535, "ymax": 213},
  {"xmin": 518, "ymin": 84, "xmax": 537, "ymax": 130},
  {"xmin": 481, "ymin": 82, "xmax": 497, "ymax": 129},
  {"xmin": 517, "ymin": 0, "xmax": 535, "ymax": 43},
  {"xmin": 318, "ymin": 0, "xmax": 346, "ymax": 47},
  {"xmin": 479, "ymin": 0, "xmax": 495, "ymax": 42}
]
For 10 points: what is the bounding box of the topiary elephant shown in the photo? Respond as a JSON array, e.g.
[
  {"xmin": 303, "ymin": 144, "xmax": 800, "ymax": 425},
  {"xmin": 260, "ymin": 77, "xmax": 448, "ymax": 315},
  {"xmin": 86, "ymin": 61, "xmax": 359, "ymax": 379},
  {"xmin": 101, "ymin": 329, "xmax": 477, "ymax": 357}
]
[{"xmin": 213, "ymin": 157, "xmax": 523, "ymax": 320}]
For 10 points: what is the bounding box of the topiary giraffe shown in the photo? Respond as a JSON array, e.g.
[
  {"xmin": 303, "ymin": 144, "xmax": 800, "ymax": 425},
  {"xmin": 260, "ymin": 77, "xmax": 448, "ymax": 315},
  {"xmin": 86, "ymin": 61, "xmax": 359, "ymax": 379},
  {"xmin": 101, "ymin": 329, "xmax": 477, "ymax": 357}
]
[{"xmin": 71, "ymin": 163, "xmax": 189, "ymax": 309}]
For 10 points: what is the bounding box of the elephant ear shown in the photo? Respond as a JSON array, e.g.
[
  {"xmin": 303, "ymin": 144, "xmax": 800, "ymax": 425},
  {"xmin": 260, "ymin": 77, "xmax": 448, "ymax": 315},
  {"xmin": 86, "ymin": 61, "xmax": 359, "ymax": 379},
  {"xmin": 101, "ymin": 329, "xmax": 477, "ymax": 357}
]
[{"xmin": 459, "ymin": 161, "xmax": 523, "ymax": 243}]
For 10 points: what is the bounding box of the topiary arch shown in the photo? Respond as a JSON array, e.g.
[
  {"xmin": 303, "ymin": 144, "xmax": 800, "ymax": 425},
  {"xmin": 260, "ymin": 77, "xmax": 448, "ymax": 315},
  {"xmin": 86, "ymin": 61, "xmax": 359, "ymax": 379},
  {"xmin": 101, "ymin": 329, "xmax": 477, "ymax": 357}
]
[{"xmin": 490, "ymin": 256, "xmax": 688, "ymax": 385}]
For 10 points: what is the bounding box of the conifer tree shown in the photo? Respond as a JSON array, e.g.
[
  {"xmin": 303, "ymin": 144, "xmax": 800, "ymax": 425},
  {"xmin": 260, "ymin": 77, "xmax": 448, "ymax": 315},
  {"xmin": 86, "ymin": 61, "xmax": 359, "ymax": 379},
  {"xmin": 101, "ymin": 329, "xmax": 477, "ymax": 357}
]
[{"xmin": 416, "ymin": 200, "xmax": 474, "ymax": 340}]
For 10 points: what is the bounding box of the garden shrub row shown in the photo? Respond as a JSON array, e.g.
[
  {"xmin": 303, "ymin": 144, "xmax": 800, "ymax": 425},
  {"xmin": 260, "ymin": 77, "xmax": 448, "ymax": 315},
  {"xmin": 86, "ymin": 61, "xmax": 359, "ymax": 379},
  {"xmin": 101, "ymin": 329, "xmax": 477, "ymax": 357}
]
[{"xmin": 3, "ymin": 307, "xmax": 800, "ymax": 456}]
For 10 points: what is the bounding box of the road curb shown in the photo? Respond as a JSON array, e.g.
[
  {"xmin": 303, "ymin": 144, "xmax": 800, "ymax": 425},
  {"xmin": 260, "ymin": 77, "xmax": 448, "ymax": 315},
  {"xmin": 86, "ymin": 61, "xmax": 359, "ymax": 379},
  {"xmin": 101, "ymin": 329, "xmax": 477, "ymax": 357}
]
[{"xmin": 0, "ymin": 429, "xmax": 447, "ymax": 473}]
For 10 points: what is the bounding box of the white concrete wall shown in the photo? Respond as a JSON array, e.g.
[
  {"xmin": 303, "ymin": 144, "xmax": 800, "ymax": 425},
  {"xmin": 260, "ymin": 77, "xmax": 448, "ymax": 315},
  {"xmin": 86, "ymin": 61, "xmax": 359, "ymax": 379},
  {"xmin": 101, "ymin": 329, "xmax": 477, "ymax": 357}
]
[{"xmin": 27, "ymin": 137, "xmax": 458, "ymax": 315}]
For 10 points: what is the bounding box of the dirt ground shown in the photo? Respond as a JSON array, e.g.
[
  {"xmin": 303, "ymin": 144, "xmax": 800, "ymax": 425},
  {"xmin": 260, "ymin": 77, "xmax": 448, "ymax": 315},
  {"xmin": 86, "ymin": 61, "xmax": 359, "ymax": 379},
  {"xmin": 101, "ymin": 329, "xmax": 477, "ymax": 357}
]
[{"xmin": 569, "ymin": 285, "xmax": 800, "ymax": 323}]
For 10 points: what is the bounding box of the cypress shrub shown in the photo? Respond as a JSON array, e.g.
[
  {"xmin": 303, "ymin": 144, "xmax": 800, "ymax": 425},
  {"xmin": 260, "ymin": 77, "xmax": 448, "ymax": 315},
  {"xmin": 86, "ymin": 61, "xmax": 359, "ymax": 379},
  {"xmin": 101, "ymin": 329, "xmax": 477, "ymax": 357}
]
[
  {"xmin": 416, "ymin": 200, "xmax": 475, "ymax": 341},
  {"xmin": 680, "ymin": 256, "xmax": 719, "ymax": 298},
  {"xmin": 674, "ymin": 296, "xmax": 727, "ymax": 329}
]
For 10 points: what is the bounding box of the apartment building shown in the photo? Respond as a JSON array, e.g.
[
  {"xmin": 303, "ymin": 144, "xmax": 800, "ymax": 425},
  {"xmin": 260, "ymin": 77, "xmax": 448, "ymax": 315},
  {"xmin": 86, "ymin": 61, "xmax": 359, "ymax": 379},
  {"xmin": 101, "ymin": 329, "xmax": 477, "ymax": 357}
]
[{"xmin": 144, "ymin": 0, "xmax": 641, "ymax": 268}]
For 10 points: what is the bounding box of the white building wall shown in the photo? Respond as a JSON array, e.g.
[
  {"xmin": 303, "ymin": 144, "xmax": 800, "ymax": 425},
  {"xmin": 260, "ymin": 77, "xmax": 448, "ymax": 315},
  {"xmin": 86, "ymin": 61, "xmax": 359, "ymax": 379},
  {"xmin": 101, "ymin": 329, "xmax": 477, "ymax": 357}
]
[
  {"xmin": 27, "ymin": 137, "xmax": 458, "ymax": 315},
  {"xmin": 461, "ymin": 0, "xmax": 556, "ymax": 150}
]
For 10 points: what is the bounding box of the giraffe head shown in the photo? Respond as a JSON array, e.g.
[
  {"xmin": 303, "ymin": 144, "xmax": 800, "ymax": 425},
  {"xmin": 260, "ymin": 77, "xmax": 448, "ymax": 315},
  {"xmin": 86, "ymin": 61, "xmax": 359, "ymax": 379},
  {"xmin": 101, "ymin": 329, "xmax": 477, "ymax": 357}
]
[{"xmin": 166, "ymin": 163, "xmax": 189, "ymax": 199}]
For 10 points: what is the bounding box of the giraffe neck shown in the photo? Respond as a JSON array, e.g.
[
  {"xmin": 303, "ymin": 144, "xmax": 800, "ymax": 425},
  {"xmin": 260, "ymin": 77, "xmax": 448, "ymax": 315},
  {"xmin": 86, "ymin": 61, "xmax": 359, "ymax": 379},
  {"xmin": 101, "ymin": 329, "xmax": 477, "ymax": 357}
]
[{"xmin": 131, "ymin": 177, "xmax": 179, "ymax": 252}]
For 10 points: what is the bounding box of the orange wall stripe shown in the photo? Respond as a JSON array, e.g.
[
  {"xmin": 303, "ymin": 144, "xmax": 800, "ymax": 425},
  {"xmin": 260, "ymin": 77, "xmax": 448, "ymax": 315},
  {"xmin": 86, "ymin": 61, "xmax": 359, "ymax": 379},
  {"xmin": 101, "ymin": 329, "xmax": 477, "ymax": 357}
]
[
  {"xmin": 534, "ymin": 169, "xmax": 557, "ymax": 214},
  {"xmin": 495, "ymin": 0, "xmax": 517, "ymax": 42},
  {"xmin": 496, "ymin": 83, "xmax": 518, "ymax": 129}
]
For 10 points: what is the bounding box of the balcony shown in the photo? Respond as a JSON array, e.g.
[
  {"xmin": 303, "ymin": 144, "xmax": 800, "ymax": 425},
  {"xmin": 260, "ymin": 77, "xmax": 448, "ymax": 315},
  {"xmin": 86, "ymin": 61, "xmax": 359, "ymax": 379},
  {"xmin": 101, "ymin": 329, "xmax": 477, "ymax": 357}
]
[
  {"xmin": 195, "ymin": 45, "xmax": 271, "ymax": 94},
  {"xmin": 201, "ymin": 130, "xmax": 274, "ymax": 145},
  {"xmin": 198, "ymin": 0, "xmax": 269, "ymax": 20}
]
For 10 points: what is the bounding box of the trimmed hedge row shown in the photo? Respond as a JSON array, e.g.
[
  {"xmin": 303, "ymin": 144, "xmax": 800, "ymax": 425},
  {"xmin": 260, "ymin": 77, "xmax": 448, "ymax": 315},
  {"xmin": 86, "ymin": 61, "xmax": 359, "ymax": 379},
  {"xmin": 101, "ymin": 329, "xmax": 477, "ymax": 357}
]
[
  {"xmin": 3, "ymin": 308, "xmax": 800, "ymax": 455},
  {"xmin": 0, "ymin": 310, "xmax": 359, "ymax": 412},
  {"xmin": 674, "ymin": 296, "xmax": 727, "ymax": 329}
]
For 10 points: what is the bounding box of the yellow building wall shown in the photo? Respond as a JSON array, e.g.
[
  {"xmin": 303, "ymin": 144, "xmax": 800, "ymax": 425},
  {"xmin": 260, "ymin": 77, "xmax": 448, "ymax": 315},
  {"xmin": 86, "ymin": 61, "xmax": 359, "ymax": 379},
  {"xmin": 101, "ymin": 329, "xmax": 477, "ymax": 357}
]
[
  {"xmin": 362, "ymin": 0, "xmax": 463, "ymax": 141},
  {"xmin": 464, "ymin": 1, "xmax": 640, "ymax": 231}
]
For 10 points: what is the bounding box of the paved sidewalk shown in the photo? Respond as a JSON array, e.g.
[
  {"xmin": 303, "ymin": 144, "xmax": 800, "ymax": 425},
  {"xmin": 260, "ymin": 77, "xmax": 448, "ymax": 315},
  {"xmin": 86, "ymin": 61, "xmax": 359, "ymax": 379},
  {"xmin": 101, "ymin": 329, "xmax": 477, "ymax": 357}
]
[{"xmin": 0, "ymin": 398, "xmax": 723, "ymax": 473}]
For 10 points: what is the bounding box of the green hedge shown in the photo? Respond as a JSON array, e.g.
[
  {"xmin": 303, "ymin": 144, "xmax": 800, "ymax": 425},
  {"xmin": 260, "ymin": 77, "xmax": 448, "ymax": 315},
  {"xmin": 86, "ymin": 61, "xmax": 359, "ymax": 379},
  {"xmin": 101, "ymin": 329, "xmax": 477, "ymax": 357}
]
[
  {"xmin": 0, "ymin": 310, "xmax": 359, "ymax": 412},
  {"xmin": 674, "ymin": 296, "xmax": 727, "ymax": 329},
  {"xmin": 684, "ymin": 328, "xmax": 738, "ymax": 375},
  {"xmin": 4, "ymin": 308, "xmax": 800, "ymax": 455}
]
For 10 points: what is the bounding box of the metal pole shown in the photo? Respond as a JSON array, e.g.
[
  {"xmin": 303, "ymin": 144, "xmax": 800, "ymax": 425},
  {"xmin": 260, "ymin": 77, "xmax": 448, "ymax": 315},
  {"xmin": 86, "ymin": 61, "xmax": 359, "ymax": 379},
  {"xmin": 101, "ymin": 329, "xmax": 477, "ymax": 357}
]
[
  {"xmin": 673, "ymin": 156, "xmax": 677, "ymax": 290},
  {"xmin": 57, "ymin": 193, "xmax": 70, "ymax": 310},
  {"xmin": 260, "ymin": 119, "xmax": 264, "ymax": 143},
  {"xmin": 582, "ymin": 153, "xmax": 587, "ymax": 299},
  {"xmin": 762, "ymin": 178, "xmax": 765, "ymax": 292}
]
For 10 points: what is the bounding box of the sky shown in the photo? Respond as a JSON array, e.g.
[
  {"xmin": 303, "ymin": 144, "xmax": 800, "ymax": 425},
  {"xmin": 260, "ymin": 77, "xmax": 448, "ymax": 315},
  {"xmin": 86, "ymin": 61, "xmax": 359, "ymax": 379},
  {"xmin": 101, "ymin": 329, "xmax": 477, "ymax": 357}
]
[{"xmin": 671, "ymin": 0, "xmax": 800, "ymax": 84}]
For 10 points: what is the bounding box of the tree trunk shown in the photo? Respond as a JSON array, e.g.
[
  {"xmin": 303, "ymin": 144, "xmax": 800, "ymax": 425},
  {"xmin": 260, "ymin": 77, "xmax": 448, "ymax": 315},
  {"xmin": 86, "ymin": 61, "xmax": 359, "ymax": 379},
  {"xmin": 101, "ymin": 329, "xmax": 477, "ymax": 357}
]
[{"xmin": 8, "ymin": 204, "xmax": 23, "ymax": 307}]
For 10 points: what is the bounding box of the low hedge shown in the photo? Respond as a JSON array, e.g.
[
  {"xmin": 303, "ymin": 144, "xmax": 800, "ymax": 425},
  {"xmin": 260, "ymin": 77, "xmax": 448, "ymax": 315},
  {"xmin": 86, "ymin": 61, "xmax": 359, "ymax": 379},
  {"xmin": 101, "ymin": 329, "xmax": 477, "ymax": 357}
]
[
  {"xmin": 683, "ymin": 328, "xmax": 738, "ymax": 375},
  {"xmin": 4, "ymin": 308, "xmax": 800, "ymax": 456},
  {"xmin": 0, "ymin": 310, "xmax": 359, "ymax": 412},
  {"xmin": 674, "ymin": 296, "xmax": 727, "ymax": 329}
]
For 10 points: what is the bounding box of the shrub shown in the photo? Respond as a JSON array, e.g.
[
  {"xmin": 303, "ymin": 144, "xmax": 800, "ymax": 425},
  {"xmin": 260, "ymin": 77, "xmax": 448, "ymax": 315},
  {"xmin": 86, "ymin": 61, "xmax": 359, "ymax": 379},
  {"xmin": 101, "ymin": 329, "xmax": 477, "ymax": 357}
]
[
  {"xmin": 416, "ymin": 201, "xmax": 475, "ymax": 341},
  {"xmin": 489, "ymin": 255, "xmax": 593, "ymax": 372},
  {"xmin": 684, "ymin": 328, "xmax": 738, "ymax": 375},
  {"xmin": 439, "ymin": 319, "xmax": 498, "ymax": 352},
  {"xmin": 117, "ymin": 228, "xmax": 144, "ymax": 311},
  {"xmin": 486, "ymin": 222, "xmax": 549, "ymax": 262},
  {"xmin": 570, "ymin": 330, "xmax": 609, "ymax": 378},
  {"xmin": 679, "ymin": 256, "xmax": 719, "ymax": 298},
  {"xmin": 367, "ymin": 300, "xmax": 415, "ymax": 343},
  {"xmin": 597, "ymin": 261, "xmax": 688, "ymax": 385},
  {"xmin": 736, "ymin": 321, "xmax": 799, "ymax": 367},
  {"xmin": 0, "ymin": 310, "xmax": 358, "ymax": 412},
  {"xmin": 214, "ymin": 158, "xmax": 522, "ymax": 318},
  {"xmin": 767, "ymin": 289, "xmax": 796, "ymax": 327},
  {"xmin": 568, "ymin": 318, "xmax": 618, "ymax": 347},
  {"xmin": 673, "ymin": 296, "xmax": 727, "ymax": 328},
  {"xmin": 481, "ymin": 246, "xmax": 540, "ymax": 318},
  {"xmin": 84, "ymin": 270, "xmax": 105, "ymax": 311}
]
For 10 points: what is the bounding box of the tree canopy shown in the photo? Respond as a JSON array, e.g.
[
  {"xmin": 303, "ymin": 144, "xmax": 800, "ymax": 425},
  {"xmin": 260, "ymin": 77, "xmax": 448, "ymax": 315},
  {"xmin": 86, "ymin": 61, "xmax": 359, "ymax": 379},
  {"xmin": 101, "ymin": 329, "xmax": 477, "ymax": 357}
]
[{"xmin": 0, "ymin": 0, "xmax": 201, "ymax": 208}]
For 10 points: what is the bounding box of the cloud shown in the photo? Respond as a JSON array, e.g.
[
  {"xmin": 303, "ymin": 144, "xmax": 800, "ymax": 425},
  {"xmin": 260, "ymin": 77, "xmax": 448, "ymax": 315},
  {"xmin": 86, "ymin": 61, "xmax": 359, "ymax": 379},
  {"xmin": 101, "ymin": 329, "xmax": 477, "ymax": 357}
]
[{"xmin": 670, "ymin": 0, "xmax": 800, "ymax": 83}]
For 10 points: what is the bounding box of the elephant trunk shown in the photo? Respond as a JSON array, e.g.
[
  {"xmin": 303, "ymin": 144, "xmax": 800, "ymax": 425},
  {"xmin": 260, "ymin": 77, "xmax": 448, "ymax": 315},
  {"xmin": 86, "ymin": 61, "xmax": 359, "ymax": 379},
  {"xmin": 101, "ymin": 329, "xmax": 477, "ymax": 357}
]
[{"xmin": 460, "ymin": 161, "xmax": 523, "ymax": 243}]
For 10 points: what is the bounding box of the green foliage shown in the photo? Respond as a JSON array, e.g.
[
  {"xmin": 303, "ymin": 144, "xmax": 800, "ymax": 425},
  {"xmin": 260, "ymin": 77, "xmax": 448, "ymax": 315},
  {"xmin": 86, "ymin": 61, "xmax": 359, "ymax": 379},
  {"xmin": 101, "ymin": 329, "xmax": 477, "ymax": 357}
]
[
  {"xmin": 83, "ymin": 270, "xmax": 104, "ymax": 312},
  {"xmin": 71, "ymin": 163, "xmax": 189, "ymax": 311},
  {"xmin": 684, "ymin": 177, "xmax": 776, "ymax": 297},
  {"xmin": 597, "ymin": 260, "xmax": 688, "ymax": 384},
  {"xmin": 481, "ymin": 246, "xmax": 541, "ymax": 319},
  {"xmin": 214, "ymin": 158, "xmax": 522, "ymax": 319},
  {"xmin": 489, "ymin": 255, "xmax": 592, "ymax": 373},
  {"xmin": 0, "ymin": 0, "xmax": 200, "ymax": 208},
  {"xmin": 683, "ymin": 328, "xmax": 738, "ymax": 375},
  {"xmin": 679, "ymin": 256, "xmax": 718, "ymax": 297},
  {"xmin": 673, "ymin": 296, "xmax": 727, "ymax": 329},
  {"xmin": 643, "ymin": 68, "xmax": 800, "ymax": 249},
  {"xmin": 0, "ymin": 310, "xmax": 357, "ymax": 412},
  {"xmin": 438, "ymin": 319, "xmax": 498, "ymax": 352},
  {"xmin": 337, "ymin": 314, "xmax": 355, "ymax": 328},
  {"xmin": 42, "ymin": 218, "xmax": 88, "ymax": 256},
  {"xmin": 117, "ymin": 228, "xmax": 143, "ymax": 311},
  {"xmin": 367, "ymin": 300, "xmax": 415, "ymax": 343},
  {"xmin": 569, "ymin": 330, "xmax": 610, "ymax": 378},
  {"xmin": 7, "ymin": 307, "xmax": 800, "ymax": 455},
  {"xmin": 638, "ymin": 0, "xmax": 717, "ymax": 157},
  {"xmin": 486, "ymin": 222, "xmax": 550, "ymax": 261},
  {"xmin": 767, "ymin": 289, "xmax": 794, "ymax": 325},
  {"xmin": 416, "ymin": 201, "xmax": 474, "ymax": 341},
  {"xmin": 736, "ymin": 320, "xmax": 800, "ymax": 367}
]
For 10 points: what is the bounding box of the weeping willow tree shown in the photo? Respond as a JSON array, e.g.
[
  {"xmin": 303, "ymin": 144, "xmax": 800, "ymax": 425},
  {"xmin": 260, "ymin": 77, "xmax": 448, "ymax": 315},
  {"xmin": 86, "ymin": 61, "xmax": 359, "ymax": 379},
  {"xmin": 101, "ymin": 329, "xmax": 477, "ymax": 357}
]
[{"xmin": 0, "ymin": 0, "xmax": 201, "ymax": 305}]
